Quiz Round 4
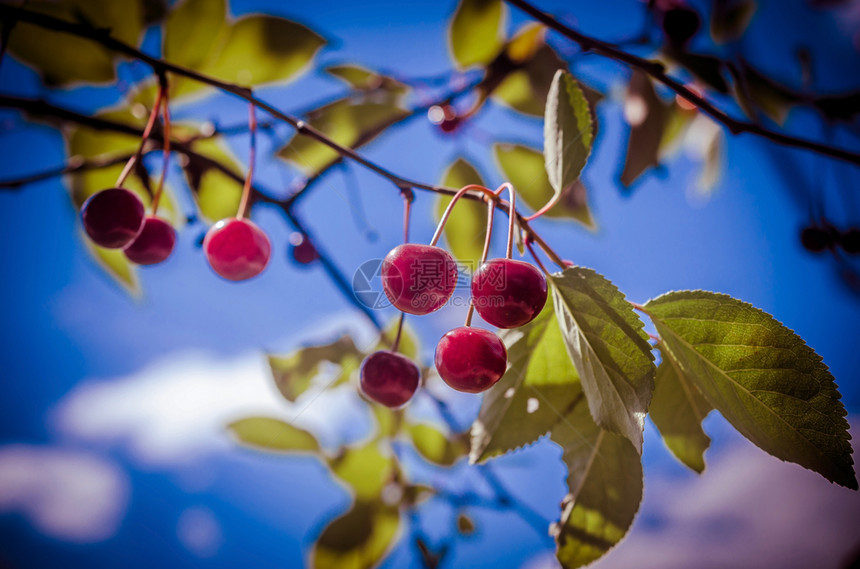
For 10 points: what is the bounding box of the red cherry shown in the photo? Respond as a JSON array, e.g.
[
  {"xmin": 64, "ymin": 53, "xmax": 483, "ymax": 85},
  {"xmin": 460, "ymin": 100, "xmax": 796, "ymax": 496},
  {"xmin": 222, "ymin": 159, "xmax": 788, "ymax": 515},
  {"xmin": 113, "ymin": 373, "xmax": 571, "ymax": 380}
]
[
  {"xmin": 434, "ymin": 327, "xmax": 507, "ymax": 393},
  {"xmin": 80, "ymin": 187, "xmax": 145, "ymax": 249},
  {"xmin": 123, "ymin": 215, "xmax": 176, "ymax": 265},
  {"xmin": 471, "ymin": 259, "xmax": 547, "ymax": 328},
  {"xmin": 381, "ymin": 243, "xmax": 459, "ymax": 315},
  {"xmin": 289, "ymin": 233, "xmax": 319, "ymax": 266},
  {"xmin": 203, "ymin": 217, "xmax": 271, "ymax": 281},
  {"xmin": 359, "ymin": 351, "xmax": 421, "ymax": 408}
]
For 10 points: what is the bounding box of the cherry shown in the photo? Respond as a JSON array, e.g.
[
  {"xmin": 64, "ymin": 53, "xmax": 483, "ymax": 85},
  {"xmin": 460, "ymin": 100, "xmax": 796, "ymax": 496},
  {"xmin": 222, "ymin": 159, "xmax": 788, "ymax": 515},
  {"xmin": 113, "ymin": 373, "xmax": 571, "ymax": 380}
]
[
  {"xmin": 471, "ymin": 259, "xmax": 547, "ymax": 328},
  {"xmin": 800, "ymin": 225, "xmax": 835, "ymax": 253},
  {"xmin": 123, "ymin": 215, "xmax": 176, "ymax": 265},
  {"xmin": 289, "ymin": 232, "xmax": 319, "ymax": 266},
  {"xmin": 359, "ymin": 351, "xmax": 421, "ymax": 408},
  {"xmin": 80, "ymin": 187, "xmax": 145, "ymax": 249},
  {"xmin": 840, "ymin": 228, "xmax": 860, "ymax": 254},
  {"xmin": 428, "ymin": 104, "xmax": 462, "ymax": 134},
  {"xmin": 381, "ymin": 243, "xmax": 459, "ymax": 315},
  {"xmin": 203, "ymin": 217, "xmax": 271, "ymax": 281},
  {"xmin": 662, "ymin": 7, "xmax": 700, "ymax": 46},
  {"xmin": 434, "ymin": 327, "xmax": 507, "ymax": 393}
]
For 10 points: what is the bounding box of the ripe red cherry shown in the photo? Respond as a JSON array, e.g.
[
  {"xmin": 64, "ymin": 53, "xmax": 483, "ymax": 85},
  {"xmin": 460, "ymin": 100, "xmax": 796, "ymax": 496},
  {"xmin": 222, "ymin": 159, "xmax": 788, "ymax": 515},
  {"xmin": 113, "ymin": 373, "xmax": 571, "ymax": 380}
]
[
  {"xmin": 435, "ymin": 327, "xmax": 507, "ymax": 393},
  {"xmin": 360, "ymin": 351, "xmax": 421, "ymax": 408},
  {"xmin": 203, "ymin": 217, "xmax": 271, "ymax": 281},
  {"xmin": 471, "ymin": 259, "xmax": 547, "ymax": 328},
  {"xmin": 289, "ymin": 232, "xmax": 319, "ymax": 266},
  {"xmin": 80, "ymin": 187, "xmax": 145, "ymax": 248},
  {"xmin": 381, "ymin": 243, "xmax": 458, "ymax": 315},
  {"xmin": 123, "ymin": 215, "xmax": 176, "ymax": 265}
]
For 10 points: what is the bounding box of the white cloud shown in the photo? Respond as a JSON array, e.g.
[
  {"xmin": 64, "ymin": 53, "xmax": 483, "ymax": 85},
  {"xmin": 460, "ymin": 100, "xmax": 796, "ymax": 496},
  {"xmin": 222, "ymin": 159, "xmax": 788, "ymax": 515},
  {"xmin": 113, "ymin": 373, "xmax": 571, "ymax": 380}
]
[{"xmin": 0, "ymin": 445, "xmax": 129, "ymax": 543}]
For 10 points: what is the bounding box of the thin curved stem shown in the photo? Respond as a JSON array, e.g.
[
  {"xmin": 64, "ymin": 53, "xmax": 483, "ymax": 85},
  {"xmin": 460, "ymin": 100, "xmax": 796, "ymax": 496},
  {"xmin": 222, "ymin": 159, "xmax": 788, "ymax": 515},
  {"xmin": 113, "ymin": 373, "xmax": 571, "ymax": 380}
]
[
  {"xmin": 496, "ymin": 182, "xmax": 516, "ymax": 259},
  {"xmin": 151, "ymin": 88, "xmax": 171, "ymax": 215},
  {"xmin": 391, "ymin": 312, "xmax": 406, "ymax": 353},
  {"xmin": 115, "ymin": 78, "xmax": 164, "ymax": 188},
  {"xmin": 524, "ymin": 191, "xmax": 560, "ymax": 222},
  {"xmin": 402, "ymin": 191, "xmax": 413, "ymax": 243},
  {"xmin": 429, "ymin": 184, "xmax": 497, "ymax": 247},
  {"xmin": 525, "ymin": 238, "xmax": 550, "ymax": 275},
  {"xmin": 465, "ymin": 196, "xmax": 497, "ymax": 327},
  {"xmin": 237, "ymin": 102, "xmax": 256, "ymax": 220}
]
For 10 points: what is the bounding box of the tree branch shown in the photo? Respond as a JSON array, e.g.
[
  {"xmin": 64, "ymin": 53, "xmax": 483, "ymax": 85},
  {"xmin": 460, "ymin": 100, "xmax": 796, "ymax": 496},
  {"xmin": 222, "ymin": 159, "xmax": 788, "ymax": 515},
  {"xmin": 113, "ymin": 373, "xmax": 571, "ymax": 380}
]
[{"xmin": 504, "ymin": 0, "xmax": 860, "ymax": 167}]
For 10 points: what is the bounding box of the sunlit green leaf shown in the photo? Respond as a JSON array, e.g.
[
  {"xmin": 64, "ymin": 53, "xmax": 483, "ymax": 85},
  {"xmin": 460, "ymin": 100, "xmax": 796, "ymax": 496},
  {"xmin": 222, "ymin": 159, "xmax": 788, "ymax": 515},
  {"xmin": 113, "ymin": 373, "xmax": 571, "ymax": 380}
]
[
  {"xmin": 711, "ymin": 0, "xmax": 756, "ymax": 43},
  {"xmin": 268, "ymin": 335, "xmax": 363, "ymax": 402},
  {"xmin": 471, "ymin": 298, "xmax": 583, "ymax": 463},
  {"xmin": 84, "ymin": 238, "xmax": 141, "ymax": 297},
  {"xmin": 436, "ymin": 158, "xmax": 488, "ymax": 269},
  {"xmin": 408, "ymin": 423, "xmax": 467, "ymax": 466},
  {"xmin": 737, "ymin": 63, "xmax": 796, "ymax": 125},
  {"xmin": 494, "ymin": 143, "xmax": 594, "ymax": 229},
  {"xmin": 325, "ymin": 64, "xmax": 408, "ymax": 96},
  {"xmin": 544, "ymin": 70, "xmax": 593, "ymax": 198},
  {"xmin": 549, "ymin": 267, "xmax": 655, "ymax": 453},
  {"xmin": 646, "ymin": 291, "xmax": 857, "ymax": 489},
  {"xmin": 7, "ymin": 0, "xmax": 144, "ymax": 86},
  {"xmin": 505, "ymin": 22, "xmax": 546, "ymax": 64},
  {"xmin": 182, "ymin": 138, "xmax": 245, "ymax": 222},
  {"xmin": 550, "ymin": 399, "xmax": 642, "ymax": 569},
  {"xmin": 448, "ymin": 0, "xmax": 506, "ymax": 69},
  {"xmin": 649, "ymin": 355, "xmax": 712, "ymax": 473},
  {"xmin": 162, "ymin": 0, "xmax": 228, "ymax": 99},
  {"xmin": 312, "ymin": 501, "xmax": 400, "ymax": 569},
  {"xmin": 228, "ymin": 417, "xmax": 320, "ymax": 453},
  {"xmin": 330, "ymin": 443, "xmax": 394, "ymax": 499},
  {"xmin": 278, "ymin": 99, "xmax": 408, "ymax": 176},
  {"xmin": 493, "ymin": 44, "xmax": 560, "ymax": 116}
]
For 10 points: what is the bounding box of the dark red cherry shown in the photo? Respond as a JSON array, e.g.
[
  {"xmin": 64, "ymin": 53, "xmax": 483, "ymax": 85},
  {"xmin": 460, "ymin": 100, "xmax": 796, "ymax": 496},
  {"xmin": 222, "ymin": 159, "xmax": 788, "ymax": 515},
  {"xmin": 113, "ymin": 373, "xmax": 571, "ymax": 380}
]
[
  {"xmin": 80, "ymin": 187, "xmax": 145, "ymax": 249},
  {"xmin": 434, "ymin": 327, "xmax": 507, "ymax": 393},
  {"xmin": 662, "ymin": 7, "xmax": 700, "ymax": 46},
  {"xmin": 123, "ymin": 215, "xmax": 176, "ymax": 265},
  {"xmin": 203, "ymin": 217, "xmax": 271, "ymax": 281},
  {"xmin": 289, "ymin": 232, "xmax": 319, "ymax": 266},
  {"xmin": 471, "ymin": 259, "xmax": 547, "ymax": 328},
  {"xmin": 839, "ymin": 228, "xmax": 860, "ymax": 254},
  {"xmin": 359, "ymin": 351, "xmax": 421, "ymax": 408},
  {"xmin": 381, "ymin": 243, "xmax": 459, "ymax": 315},
  {"xmin": 800, "ymin": 225, "xmax": 834, "ymax": 253}
]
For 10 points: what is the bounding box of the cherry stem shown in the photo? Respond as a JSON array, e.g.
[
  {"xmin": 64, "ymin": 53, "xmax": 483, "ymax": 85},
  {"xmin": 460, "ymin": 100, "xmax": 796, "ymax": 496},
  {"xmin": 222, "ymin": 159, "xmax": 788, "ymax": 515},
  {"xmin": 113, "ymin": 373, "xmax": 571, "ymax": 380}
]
[
  {"xmin": 525, "ymin": 237, "xmax": 550, "ymax": 275},
  {"xmin": 391, "ymin": 312, "xmax": 405, "ymax": 353},
  {"xmin": 524, "ymin": 191, "xmax": 560, "ymax": 222},
  {"xmin": 496, "ymin": 182, "xmax": 516, "ymax": 259},
  {"xmin": 429, "ymin": 184, "xmax": 497, "ymax": 247},
  {"xmin": 151, "ymin": 87, "xmax": 171, "ymax": 216},
  {"xmin": 237, "ymin": 102, "xmax": 257, "ymax": 220},
  {"xmin": 402, "ymin": 191, "xmax": 413, "ymax": 243},
  {"xmin": 115, "ymin": 76, "xmax": 165, "ymax": 188},
  {"xmin": 465, "ymin": 196, "xmax": 497, "ymax": 328}
]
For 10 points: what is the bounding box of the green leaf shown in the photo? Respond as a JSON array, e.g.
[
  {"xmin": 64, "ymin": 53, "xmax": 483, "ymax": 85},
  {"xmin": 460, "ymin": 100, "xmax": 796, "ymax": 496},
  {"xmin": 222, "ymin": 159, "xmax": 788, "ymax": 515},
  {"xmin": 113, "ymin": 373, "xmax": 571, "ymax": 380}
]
[
  {"xmin": 549, "ymin": 267, "xmax": 655, "ymax": 453},
  {"xmin": 646, "ymin": 291, "xmax": 857, "ymax": 489},
  {"xmin": 711, "ymin": 0, "xmax": 756, "ymax": 43},
  {"xmin": 278, "ymin": 99, "xmax": 408, "ymax": 176},
  {"xmin": 448, "ymin": 0, "xmax": 506, "ymax": 69},
  {"xmin": 84, "ymin": 238, "xmax": 141, "ymax": 297},
  {"xmin": 182, "ymin": 138, "xmax": 245, "ymax": 222},
  {"xmin": 330, "ymin": 443, "xmax": 394, "ymax": 500},
  {"xmin": 620, "ymin": 71, "xmax": 671, "ymax": 187},
  {"xmin": 268, "ymin": 336, "xmax": 363, "ymax": 402},
  {"xmin": 436, "ymin": 158, "xmax": 487, "ymax": 269},
  {"xmin": 470, "ymin": 298, "xmax": 583, "ymax": 462},
  {"xmin": 649, "ymin": 355, "xmax": 712, "ymax": 473},
  {"xmin": 550, "ymin": 400, "xmax": 643, "ymax": 569},
  {"xmin": 494, "ymin": 143, "xmax": 594, "ymax": 229},
  {"xmin": 544, "ymin": 70, "xmax": 593, "ymax": 197},
  {"xmin": 228, "ymin": 417, "xmax": 319, "ymax": 453},
  {"xmin": 311, "ymin": 500, "xmax": 400, "ymax": 569},
  {"xmin": 162, "ymin": 0, "xmax": 228, "ymax": 99},
  {"xmin": 324, "ymin": 64, "xmax": 408, "ymax": 95},
  {"xmin": 408, "ymin": 423, "xmax": 467, "ymax": 467},
  {"xmin": 7, "ymin": 0, "xmax": 144, "ymax": 86},
  {"xmin": 736, "ymin": 63, "xmax": 796, "ymax": 125}
]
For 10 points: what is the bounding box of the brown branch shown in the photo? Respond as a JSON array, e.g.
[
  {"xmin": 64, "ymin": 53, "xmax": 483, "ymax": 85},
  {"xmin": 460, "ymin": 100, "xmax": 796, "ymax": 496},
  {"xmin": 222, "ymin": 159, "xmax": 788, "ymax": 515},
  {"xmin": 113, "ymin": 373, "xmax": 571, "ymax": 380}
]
[
  {"xmin": 0, "ymin": 153, "xmax": 132, "ymax": 189},
  {"xmin": 504, "ymin": 0, "xmax": 860, "ymax": 167}
]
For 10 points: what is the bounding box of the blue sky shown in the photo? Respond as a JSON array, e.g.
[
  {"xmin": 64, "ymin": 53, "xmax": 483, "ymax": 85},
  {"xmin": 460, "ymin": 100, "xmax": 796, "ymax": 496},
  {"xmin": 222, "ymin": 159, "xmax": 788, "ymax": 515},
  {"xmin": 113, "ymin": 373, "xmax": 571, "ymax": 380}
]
[{"xmin": 1, "ymin": 0, "xmax": 860, "ymax": 567}]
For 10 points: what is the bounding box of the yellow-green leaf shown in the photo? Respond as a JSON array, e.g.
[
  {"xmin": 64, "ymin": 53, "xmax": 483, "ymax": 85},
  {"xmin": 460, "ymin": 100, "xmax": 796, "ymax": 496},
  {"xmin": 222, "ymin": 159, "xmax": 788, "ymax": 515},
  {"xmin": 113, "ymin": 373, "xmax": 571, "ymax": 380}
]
[
  {"xmin": 268, "ymin": 336, "xmax": 363, "ymax": 402},
  {"xmin": 448, "ymin": 0, "xmax": 506, "ymax": 69},
  {"xmin": 544, "ymin": 70, "xmax": 593, "ymax": 197},
  {"xmin": 408, "ymin": 423, "xmax": 467, "ymax": 467},
  {"xmin": 183, "ymin": 138, "xmax": 244, "ymax": 222},
  {"xmin": 330, "ymin": 443, "xmax": 394, "ymax": 500},
  {"xmin": 311, "ymin": 501, "xmax": 400, "ymax": 569},
  {"xmin": 162, "ymin": 0, "xmax": 228, "ymax": 99},
  {"xmin": 228, "ymin": 417, "xmax": 319, "ymax": 453},
  {"xmin": 436, "ymin": 158, "xmax": 487, "ymax": 269}
]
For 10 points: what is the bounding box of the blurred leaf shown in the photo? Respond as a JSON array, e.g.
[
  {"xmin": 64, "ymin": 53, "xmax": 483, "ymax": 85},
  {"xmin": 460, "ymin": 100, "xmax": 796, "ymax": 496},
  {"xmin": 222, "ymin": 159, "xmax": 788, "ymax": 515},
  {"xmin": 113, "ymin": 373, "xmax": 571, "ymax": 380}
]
[
  {"xmin": 312, "ymin": 501, "xmax": 400, "ymax": 569},
  {"xmin": 84, "ymin": 238, "xmax": 140, "ymax": 297},
  {"xmin": 330, "ymin": 443, "xmax": 394, "ymax": 499},
  {"xmin": 268, "ymin": 336, "xmax": 363, "ymax": 402},
  {"xmin": 457, "ymin": 513, "xmax": 476, "ymax": 535},
  {"xmin": 228, "ymin": 417, "xmax": 320, "ymax": 453},
  {"xmin": 183, "ymin": 138, "xmax": 244, "ymax": 222},
  {"xmin": 372, "ymin": 319, "xmax": 420, "ymax": 361},
  {"xmin": 494, "ymin": 143, "xmax": 594, "ymax": 229},
  {"xmin": 620, "ymin": 71, "xmax": 671, "ymax": 187},
  {"xmin": 408, "ymin": 423, "xmax": 467, "ymax": 466},
  {"xmin": 402, "ymin": 484, "xmax": 435, "ymax": 507},
  {"xmin": 471, "ymin": 298, "xmax": 582, "ymax": 463},
  {"xmin": 657, "ymin": 105, "xmax": 695, "ymax": 160},
  {"xmin": 736, "ymin": 62, "xmax": 796, "ymax": 125},
  {"xmin": 278, "ymin": 99, "xmax": 408, "ymax": 176},
  {"xmin": 141, "ymin": 0, "xmax": 168, "ymax": 25},
  {"xmin": 448, "ymin": 0, "xmax": 506, "ymax": 69},
  {"xmin": 325, "ymin": 64, "xmax": 408, "ymax": 95},
  {"xmin": 649, "ymin": 356, "xmax": 711, "ymax": 473},
  {"xmin": 549, "ymin": 267, "xmax": 655, "ymax": 454},
  {"xmin": 550, "ymin": 399, "xmax": 642, "ymax": 569},
  {"xmin": 505, "ymin": 22, "xmax": 546, "ymax": 64},
  {"xmin": 436, "ymin": 158, "xmax": 487, "ymax": 269},
  {"xmin": 646, "ymin": 291, "xmax": 857, "ymax": 489},
  {"xmin": 7, "ymin": 0, "xmax": 144, "ymax": 86},
  {"xmin": 544, "ymin": 70, "xmax": 593, "ymax": 197},
  {"xmin": 711, "ymin": 0, "xmax": 756, "ymax": 43},
  {"xmin": 162, "ymin": 0, "xmax": 228, "ymax": 99}
]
